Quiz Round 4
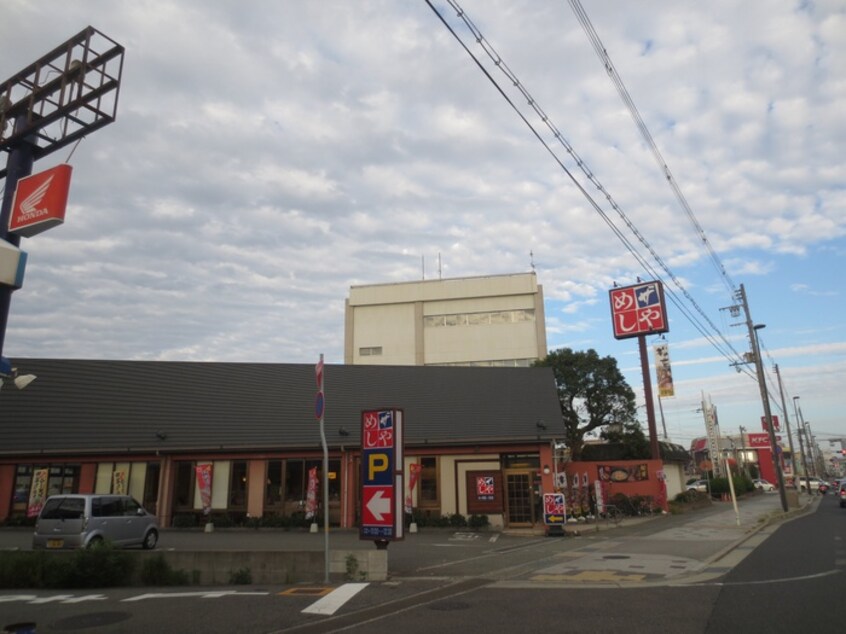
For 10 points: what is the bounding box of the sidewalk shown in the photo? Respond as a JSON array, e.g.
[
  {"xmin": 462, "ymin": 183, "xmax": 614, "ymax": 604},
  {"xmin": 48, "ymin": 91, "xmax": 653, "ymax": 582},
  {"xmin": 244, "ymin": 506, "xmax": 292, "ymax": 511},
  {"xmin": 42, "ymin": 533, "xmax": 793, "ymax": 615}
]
[{"xmin": 489, "ymin": 491, "xmax": 819, "ymax": 588}]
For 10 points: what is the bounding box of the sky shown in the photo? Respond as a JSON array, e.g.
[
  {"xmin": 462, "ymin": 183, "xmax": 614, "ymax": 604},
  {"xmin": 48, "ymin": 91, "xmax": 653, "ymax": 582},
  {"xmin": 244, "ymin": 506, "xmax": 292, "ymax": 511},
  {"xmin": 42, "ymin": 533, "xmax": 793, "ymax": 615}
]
[{"xmin": 1, "ymin": 1, "xmax": 844, "ymax": 455}]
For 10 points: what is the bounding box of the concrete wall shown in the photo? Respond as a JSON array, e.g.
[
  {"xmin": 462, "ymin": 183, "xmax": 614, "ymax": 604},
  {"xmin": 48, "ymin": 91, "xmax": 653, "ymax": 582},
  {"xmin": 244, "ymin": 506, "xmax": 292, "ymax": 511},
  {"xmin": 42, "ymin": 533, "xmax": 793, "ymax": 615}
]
[{"xmin": 132, "ymin": 549, "xmax": 387, "ymax": 585}]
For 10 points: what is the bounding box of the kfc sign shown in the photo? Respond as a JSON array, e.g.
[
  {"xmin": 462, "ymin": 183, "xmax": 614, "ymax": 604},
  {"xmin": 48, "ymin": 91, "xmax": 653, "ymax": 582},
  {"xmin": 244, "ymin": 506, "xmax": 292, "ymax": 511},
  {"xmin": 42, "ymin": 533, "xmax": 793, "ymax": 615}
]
[
  {"xmin": 609, "ymin": 280, "xmax": 669, "ymax": 339},
  {"xmin": 9, "ymin": 164, "xmax": 73, "ymax": 238}
]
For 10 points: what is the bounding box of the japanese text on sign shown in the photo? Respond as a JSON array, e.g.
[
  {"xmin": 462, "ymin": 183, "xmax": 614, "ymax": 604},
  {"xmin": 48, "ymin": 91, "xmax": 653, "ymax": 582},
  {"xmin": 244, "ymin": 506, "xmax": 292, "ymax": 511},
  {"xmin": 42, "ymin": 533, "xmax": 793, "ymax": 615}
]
[{"xmin": 609, "ymin": 281, "xmax": 669, "ymax": 339}]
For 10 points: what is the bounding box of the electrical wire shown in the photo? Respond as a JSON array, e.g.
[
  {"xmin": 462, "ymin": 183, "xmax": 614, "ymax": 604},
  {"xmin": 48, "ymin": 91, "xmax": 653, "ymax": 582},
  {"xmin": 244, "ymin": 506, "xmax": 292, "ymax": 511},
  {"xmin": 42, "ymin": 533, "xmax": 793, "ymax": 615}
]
[{"xmin": 426, "ymin": 0, "xmax": 754, "ymax": 379}]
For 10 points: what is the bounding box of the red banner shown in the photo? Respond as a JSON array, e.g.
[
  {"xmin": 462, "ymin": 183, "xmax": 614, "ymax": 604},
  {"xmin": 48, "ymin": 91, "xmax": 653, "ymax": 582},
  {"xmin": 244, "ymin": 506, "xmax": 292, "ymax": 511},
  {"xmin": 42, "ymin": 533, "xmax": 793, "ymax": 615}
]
[
  {"xmin": 305, "ymin": 467, "xmax": 319, "ymax": 519},
  {"xmin": 195, "ymin": 464, "xmax": 213, "ymax": 514}
]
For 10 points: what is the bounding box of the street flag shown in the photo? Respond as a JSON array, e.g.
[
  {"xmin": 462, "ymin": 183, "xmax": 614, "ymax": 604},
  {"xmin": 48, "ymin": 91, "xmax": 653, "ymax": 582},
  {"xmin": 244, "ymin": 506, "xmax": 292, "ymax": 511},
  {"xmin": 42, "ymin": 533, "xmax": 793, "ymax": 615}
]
[{"xmin": 653, "ymin": 343, "xmax": 675, "ymax": 398}]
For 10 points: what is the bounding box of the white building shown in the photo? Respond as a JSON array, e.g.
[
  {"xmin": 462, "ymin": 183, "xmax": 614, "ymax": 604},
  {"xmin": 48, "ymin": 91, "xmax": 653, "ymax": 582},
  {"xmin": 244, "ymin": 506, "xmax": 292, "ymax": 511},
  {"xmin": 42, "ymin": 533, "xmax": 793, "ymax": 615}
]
[{"xmin": 345, "ymin": 272, "xmax": 548, "ymax": 367}]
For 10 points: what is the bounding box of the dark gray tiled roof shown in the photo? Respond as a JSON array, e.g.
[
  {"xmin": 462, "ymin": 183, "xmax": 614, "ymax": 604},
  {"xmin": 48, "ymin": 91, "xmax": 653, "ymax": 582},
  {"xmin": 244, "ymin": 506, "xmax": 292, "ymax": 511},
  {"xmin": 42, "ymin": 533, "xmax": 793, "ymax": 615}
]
[{"xmin": 1, "ymin": 359, "xmax": 562, "ymax": 456}]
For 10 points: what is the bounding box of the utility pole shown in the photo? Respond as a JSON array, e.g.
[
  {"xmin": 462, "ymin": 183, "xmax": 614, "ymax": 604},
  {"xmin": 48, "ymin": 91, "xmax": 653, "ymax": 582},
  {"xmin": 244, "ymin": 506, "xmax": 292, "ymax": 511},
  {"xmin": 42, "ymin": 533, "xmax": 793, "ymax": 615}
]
[
  {"xmin": 792, "ymin": 397, "xmax": 811, "ymax": 491},
  {"xmin": 774, "ymin": 364, "xmax": 798, "ymax": 488},
  {"xmin": 737, "ymin": 284, "xmax": 787, "ymax": 511}
]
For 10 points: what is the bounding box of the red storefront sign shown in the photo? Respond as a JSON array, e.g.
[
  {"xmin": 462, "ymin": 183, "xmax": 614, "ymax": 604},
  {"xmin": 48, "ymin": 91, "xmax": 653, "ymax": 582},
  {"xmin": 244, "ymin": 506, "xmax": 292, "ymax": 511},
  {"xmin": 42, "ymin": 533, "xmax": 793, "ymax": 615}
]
[{"xmin": 609, "ymin": 281, "xmax": 669, "ymax": 340}]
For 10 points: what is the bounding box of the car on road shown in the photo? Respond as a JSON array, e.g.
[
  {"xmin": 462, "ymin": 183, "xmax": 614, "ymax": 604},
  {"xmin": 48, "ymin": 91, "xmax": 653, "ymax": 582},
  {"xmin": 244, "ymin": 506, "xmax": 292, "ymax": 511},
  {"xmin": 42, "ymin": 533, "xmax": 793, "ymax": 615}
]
[
  {"xmin": 753, "ymin": 479, "xmax": 776, "ymax": 491},
  {"xmin": 838, "ymin": 480, "xmax": 846, "ymax": 508},
  {"xmin": 686, "ymin": 479, "xmax": 709, "ymax": 492},
  {"xmin": 793, "ymin": 476, "xmax": 827, "ymax": 493},
  {"xmin": 32, "ymin": 494, "xmax": 159, "ymax": 550}
]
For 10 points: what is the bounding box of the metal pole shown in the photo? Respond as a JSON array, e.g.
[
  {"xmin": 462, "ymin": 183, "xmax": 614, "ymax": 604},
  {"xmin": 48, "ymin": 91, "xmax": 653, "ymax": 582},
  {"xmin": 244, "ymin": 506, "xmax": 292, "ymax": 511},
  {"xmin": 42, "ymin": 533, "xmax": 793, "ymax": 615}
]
[
  {"xmin": 774, "ymin": 364, "xmax": 798, "ymax": 487},
  {"xmin": 0, "ymin": 116, "xmax": 36, "ymax": 361},
  {"xmin": 315, "ymin": 354, "xmax": 329, "ymax": 583},
  {"xmin": 805, "ymin": 421, "xmax": 818, "ymax": 477},
  {"xmin": 638, "ymin": 335, "xmax": 660, "ymax": 460},
  {"xmin": 725, "ymin": 458, "xmax": 740, "ymax": 526},
  {"xmin": 792, "ymin": 397, "xmax": 811, "ymax": 492},
  {"xmin": 657, "ymin": 395, "xmax": 668, "ymax": 440}
]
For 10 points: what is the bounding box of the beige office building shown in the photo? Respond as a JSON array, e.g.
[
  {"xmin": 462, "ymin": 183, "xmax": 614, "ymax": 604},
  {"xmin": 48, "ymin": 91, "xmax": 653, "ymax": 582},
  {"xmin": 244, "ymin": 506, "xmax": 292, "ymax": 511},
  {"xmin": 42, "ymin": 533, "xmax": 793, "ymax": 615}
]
[{"xmin": 345, "ymin": 272, "xmax": 548, "ymax": 367}]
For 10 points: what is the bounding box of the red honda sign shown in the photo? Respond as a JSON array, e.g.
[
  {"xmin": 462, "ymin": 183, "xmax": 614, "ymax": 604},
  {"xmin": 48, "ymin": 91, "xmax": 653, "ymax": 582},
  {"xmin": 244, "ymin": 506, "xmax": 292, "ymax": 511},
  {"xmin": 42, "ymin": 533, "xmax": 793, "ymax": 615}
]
[
  {"xmin": 609, "ymin": 281, "xmax": 669, "ymax": 339},
  {"xmin": 9, "ymin": 164, "xmax": 73, "ymax": 238}
]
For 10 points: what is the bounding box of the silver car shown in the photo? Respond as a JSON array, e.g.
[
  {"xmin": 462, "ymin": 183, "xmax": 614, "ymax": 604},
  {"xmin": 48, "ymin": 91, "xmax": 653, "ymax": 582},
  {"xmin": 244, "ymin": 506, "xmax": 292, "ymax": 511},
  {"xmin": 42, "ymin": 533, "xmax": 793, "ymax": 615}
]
[{"xmin": 32, "ymin": 494, "xmax": 159, "ymax": 550}]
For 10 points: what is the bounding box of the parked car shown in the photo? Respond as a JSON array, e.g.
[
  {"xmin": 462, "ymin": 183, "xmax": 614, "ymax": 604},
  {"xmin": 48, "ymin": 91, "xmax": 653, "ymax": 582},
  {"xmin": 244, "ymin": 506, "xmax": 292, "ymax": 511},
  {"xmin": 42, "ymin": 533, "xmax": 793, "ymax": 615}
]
[
  {"xmin": 32, "ymin": 494, "xmax": 159, "ymax": 550},
  {"xmin": 753, "ymin": 479, "xmax": 776, "ymax": 492},
  {"xmin": 686, "ymin": 480, "xmax": 709, "ymax": 492}
]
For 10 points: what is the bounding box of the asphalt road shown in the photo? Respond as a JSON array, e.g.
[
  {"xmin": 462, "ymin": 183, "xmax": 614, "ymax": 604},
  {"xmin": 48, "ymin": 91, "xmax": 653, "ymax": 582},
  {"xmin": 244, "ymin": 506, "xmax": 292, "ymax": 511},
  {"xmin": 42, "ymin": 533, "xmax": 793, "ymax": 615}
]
[{"xmin": 1, "ymin": 492, "xmax": 841, "ymax": 633}]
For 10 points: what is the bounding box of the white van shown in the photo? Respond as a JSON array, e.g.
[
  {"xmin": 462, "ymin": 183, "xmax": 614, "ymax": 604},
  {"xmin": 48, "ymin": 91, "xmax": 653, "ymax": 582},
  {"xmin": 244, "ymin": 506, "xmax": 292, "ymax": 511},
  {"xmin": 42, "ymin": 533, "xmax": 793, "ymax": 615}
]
[{"xmin": 32, "ymin": 494, "xmax": 159, "ymax": 550}]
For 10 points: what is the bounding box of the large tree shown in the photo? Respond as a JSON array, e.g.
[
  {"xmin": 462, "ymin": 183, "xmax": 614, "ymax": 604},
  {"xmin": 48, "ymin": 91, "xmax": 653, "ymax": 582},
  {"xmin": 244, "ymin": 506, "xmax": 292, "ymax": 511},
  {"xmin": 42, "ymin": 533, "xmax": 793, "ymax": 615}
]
[{"xmin": 535, "ymin": 347, "xmax": 637, "ymax": 460}]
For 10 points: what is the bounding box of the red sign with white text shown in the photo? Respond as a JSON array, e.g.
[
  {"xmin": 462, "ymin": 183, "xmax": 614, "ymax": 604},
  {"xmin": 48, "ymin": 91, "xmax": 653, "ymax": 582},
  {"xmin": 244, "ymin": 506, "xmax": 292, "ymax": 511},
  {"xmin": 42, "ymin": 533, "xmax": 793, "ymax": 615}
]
[
  {"xmin": 609, "ymin": 281, "xmax": 669, "ymax": 339},
  {"xmin": 10, "ymin": 164, "xmax": 73, "ymax": 238},
  {"xmin": 748, "ymin": 432, "xmax": 781, "ymax": 448}
]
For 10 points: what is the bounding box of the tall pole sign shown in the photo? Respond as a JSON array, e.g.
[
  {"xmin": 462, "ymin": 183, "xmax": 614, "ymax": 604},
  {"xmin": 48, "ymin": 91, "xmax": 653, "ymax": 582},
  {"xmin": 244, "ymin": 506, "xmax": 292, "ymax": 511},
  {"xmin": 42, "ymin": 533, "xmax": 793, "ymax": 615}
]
[
  {"xmin": 609, "ymin": 280, "xmax": 669, "ymax": 460},
  {"xmin": 0, "ymin": 26, "xmax": 123, "ymax": 368},
  {"xmin": 360, "ymin": 408, "xmax": 404, "ymax": 547},
  {"xmin": 315, "ymin": 354, "xmax": 329, "ymax": 583}
]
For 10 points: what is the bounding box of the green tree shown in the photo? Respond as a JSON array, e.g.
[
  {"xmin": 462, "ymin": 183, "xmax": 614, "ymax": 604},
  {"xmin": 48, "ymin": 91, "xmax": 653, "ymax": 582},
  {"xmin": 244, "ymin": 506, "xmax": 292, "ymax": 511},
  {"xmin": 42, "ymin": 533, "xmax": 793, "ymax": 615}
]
[{"xmin": 535, "ymin": 348, "xmax": 637, "ymax": 460}]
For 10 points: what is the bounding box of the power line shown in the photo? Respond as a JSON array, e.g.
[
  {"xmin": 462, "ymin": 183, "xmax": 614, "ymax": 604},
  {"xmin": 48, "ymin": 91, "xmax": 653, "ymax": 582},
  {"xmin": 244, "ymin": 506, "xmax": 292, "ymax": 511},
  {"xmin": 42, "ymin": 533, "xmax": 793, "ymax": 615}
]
[
  {"xmin": 427, "ymin": 0, "xmax": 751, "ymax": 376},
  {"xmin": 568, "ymin": 0, "xmax": 736, "ymax": 299}
]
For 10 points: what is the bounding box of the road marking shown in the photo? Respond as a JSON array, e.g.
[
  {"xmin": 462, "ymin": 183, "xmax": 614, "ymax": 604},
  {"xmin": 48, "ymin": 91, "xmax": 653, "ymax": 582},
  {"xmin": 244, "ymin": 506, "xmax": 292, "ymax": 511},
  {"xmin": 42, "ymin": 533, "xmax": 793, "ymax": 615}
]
[
  {"xmin": 122, "ymin": 591, "xmax": 269, "ymax": 602},
  {"xmin": 489, "ymin": 534, "xmax": 499, "ymax": 543},
  {"xmin": 279, "ymin": 587, "xmax": 333, "ymax": 597},
  {"xmin": 532, "ymin": 570, "xmax": 647, "ymax": 583},
  {"xmin": 301, "ymin": 582, "xmax": 368, "ymax": 615}
]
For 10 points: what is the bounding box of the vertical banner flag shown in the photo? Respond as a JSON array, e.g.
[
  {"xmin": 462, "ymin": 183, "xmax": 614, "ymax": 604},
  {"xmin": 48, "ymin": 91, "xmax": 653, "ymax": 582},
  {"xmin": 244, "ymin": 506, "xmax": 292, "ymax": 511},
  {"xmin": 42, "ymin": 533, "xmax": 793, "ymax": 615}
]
[
  {"xmin": 595, "ymin": 480, "xmax": 605, "ymax": 514},
  {"xmin": 653, "ymin": 343, "xmax": 675, "ymax": 398},
  {"xmin": 305, "ymin": 467, "xmax": 319, "ymax": 519},
  {"xmin": 27, "ymin": 468, "xmax": 49, "ymax": 518},
  {"xmin": 195, "ymin": 464, "xmax": 213, "ymax": 515},
  {"xmin": 405, "ymin": 463, "xmax": 422, "ymax": 514},
  {"xmin": 112, "ymin": 470, "xmax": 128, "ymax": 495}
]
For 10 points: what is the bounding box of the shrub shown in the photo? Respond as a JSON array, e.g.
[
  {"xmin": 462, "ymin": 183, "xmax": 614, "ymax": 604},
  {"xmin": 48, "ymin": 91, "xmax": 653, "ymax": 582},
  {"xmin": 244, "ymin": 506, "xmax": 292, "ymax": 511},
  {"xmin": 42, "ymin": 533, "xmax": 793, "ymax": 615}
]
[
  {"xmin": 172, "ymin": 514, "xmax": 198, "ymax": 528},
  {"xmin": 468, "ymin": 514, "xmax": 489, "ymax": 530},
  {"xmin": 64, "ymin": 543, "xmax": 135, "ymax": 588},
  {"xmin": 0, "ymin": 546, "xmax": 135, "ymax": 589},
  {"xmin": 448, "ymin": 513, "xmax": 467, "ymax": 528},
  {"xmin": 140, "ymin": 555, "xmax": 190, "ymax": 586},
  {"xmin": 229, "ymin": 567, "xmax": 252, "ymax": 585}
]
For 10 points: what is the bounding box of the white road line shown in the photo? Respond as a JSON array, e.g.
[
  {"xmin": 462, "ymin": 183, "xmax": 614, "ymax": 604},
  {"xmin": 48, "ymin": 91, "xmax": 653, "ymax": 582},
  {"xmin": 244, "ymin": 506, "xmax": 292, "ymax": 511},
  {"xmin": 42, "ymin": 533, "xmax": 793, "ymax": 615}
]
[{"xmin": 301, "ymin": 583, "xmax": 368, "ymax": 616}]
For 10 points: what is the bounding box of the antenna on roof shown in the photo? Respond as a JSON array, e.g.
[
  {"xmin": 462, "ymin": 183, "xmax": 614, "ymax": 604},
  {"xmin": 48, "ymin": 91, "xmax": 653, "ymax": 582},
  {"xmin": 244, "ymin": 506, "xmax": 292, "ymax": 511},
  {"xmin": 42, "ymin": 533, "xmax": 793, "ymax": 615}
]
[
  {"xmin": 530, "ymin": 250, "xmax": 536, "ymax": 272},
  {"xmin": 421, "ymin": 255, "xmax": 425, "ymax": 280},
  {"xmin": 438, "ymin": 252, "xmax": 442, "ymax": 279}
]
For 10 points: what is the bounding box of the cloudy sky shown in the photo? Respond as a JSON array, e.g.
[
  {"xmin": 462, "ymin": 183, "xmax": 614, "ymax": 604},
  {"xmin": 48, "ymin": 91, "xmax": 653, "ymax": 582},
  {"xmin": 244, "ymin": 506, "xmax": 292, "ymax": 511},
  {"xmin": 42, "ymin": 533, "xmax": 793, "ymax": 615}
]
[{"xmin": 2, "ymin": 1, "xmax": 844, "ymax": 452}]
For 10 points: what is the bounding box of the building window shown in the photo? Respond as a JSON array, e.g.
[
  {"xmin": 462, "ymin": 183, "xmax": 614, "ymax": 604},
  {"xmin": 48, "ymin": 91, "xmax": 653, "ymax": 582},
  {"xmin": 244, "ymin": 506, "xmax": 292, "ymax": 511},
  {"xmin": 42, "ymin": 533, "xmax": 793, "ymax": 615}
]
[
  {"xmin": 283, "ymin": 459, "xmax": 341, "ymax": 513},
  {"xmin": 229, "ymin": 461, "xmax": 248, "ymax": 508},
  {"xmin": 173, "ymin": 462, "xmax": 194, "ymax": 510},
  {"xmin": 266, "ymin": 460, "xmax": 283, "ymax": 508},
  {"xmin": 424, "ymin": 309, "xmax": 535, "ymax": 328},
  {"xmin": 359, "ymin": 346, "xmax": 383, "ymax": 356},
  {"xmin": 9, "ymin": 464, "xmax": 80, "ymax": 518},
  {"xmin": 418, "ymin": 457, "xmax": 439, "ymax": 507}
]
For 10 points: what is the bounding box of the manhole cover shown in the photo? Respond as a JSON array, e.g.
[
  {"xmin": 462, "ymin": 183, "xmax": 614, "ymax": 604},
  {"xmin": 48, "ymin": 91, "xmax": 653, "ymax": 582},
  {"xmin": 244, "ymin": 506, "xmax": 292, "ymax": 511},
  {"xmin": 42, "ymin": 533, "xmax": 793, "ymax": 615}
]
[
  {"xmin": 602, "ymin": 555, "xmax": 631, "ymax": 560},
  {"xmin": 53, "ymin": 611, "xmax": 131, "ymax": 630},
  {"xmin": 429, "ymin": 600, "xmax": 471, "ymax": 611}
]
